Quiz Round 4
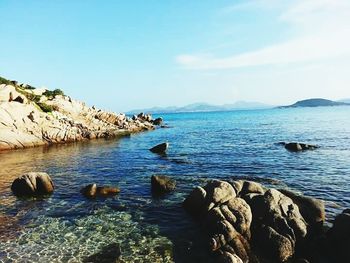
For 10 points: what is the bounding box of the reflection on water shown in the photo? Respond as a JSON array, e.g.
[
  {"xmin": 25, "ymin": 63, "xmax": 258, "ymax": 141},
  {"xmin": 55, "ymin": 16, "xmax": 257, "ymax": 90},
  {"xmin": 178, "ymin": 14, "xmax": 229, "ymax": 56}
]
[{"xmin": 0, "ymin": 107, "xmax": 350, "ymax": 262}]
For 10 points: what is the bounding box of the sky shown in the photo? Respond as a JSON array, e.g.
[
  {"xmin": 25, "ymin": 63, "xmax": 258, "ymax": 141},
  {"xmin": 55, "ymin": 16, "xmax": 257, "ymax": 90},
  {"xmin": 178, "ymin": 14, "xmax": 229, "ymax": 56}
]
[{"xmin": 0, "ymin": 0, "xmax": 350, "ymax": 112}]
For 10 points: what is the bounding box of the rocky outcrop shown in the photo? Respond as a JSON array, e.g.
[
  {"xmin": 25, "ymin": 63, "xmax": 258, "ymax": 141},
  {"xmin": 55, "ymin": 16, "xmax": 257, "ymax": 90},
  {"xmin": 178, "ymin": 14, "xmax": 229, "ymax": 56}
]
[
  {"xmin": 184, "ymin": 180, "xmax": 326, "ymax": 263},
  {"xmin": 149, "ymin": 142, "xmax": 169, "ymax": 154},
  {"xmin": 81, "ymin": 183, "xmax": 120, "ymax": 198},
  {"xmin": 11, "ymin": 172, "xmax": 54, "ymax": 197},
  {"xmin": 151, "ymin": 175, "xmax": 176, "ymax": 195},
  {"xmin": 0, "ymin": 82, "xmax": 158, "ymax": 151}
]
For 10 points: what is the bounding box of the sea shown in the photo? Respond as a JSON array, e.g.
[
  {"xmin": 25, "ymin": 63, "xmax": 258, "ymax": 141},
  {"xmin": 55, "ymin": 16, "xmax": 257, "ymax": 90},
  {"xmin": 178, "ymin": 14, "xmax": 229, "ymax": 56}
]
[{"xmin": 0, "ymin": 106, "xmax": 349, "ymax": 262}]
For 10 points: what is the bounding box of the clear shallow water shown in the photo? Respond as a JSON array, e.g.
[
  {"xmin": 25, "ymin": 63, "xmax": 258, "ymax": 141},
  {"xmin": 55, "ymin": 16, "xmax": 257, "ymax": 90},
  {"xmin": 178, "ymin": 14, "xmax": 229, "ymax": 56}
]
[{"xmin": 0, "ymin": 107, "xmax": 350, "ymax": 262}]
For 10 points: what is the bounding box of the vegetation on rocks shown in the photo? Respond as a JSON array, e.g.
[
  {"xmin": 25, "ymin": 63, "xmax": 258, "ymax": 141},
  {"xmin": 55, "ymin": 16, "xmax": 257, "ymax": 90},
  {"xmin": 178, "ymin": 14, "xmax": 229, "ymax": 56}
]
[
  {"xmin": 0, "ymin": 76, "xmax": 13, "ymax": 86},
  {"xmin": 36, "ymin": 102, "xmax": 54, "ymax": 112},
  {"xmin": 0, "ymin": 75, "xmax": 157, "ymax": 151},
  {"xmin": 43, "ymin": 89, "xmax": 64, "ymax": 99}
]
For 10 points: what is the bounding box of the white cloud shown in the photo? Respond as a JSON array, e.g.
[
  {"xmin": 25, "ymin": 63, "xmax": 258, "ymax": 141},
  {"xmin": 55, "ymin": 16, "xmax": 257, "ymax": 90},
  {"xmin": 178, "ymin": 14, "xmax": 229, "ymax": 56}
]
[{"xmin": 176, "ymin": 0, "xmax": 350, "ymax": 70}]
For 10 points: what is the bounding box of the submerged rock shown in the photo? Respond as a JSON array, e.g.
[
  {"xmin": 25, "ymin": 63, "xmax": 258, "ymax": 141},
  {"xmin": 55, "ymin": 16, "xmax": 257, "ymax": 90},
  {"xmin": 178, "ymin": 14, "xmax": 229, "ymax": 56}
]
[
  {"xmin": 284, "ymin": 142, "xmax": 319, "ymax": 152},
  {"xmin": 81, "ymin": 184, "xmax": 120, "ymax": 198},
  {"xmin": 151, "ymin": 175, "xmax": 176, "ymax": 195},
  {"xmin": 11, "ymin": 172, "xmax": 54, "ymax": 197},
  {"xmin": 149, "ymin": 142, "xmax": 169, "ymax": 154},
  {"xmin": 83, "ymin": 243, "xmax": 121, "ymax": 263}
]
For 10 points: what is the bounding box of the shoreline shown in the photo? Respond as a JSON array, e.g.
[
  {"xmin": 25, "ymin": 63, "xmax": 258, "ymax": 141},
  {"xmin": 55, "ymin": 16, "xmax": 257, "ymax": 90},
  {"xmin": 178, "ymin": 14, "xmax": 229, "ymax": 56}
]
[{"xmin": 0, "ymin": 82, "xmax": 161, "ymax": 152}]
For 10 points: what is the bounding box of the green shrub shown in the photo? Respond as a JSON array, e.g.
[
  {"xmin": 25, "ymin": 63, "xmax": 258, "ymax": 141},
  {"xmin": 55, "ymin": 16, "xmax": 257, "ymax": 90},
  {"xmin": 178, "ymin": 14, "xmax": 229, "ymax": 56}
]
[
  {"xmin": 26, "ymin": 93, "xmax": 41, "ymax": 103},
  {"xmin": 24, "ymin": 85, "xmax": 36, "ymax": 90},
  {"xmin": 37, "ymin": 103, "xmax": 54, "ymax": 112},
  {"xmin": 43, "ymin": 89, "xmax": 64, "ymax": 98},
  {"xmin": 0, "ymin": 76, "xmax": 14, "ymax": 86}
]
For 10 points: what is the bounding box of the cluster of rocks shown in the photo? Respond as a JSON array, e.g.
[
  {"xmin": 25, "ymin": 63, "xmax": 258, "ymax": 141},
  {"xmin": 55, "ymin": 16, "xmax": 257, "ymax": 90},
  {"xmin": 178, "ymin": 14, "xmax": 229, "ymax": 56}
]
[
  {"xmin": 132, "ymin": 112, "xmax": 163, "ymax": 126},
  {"xmin": 183, "ymin": 179, "xmax": 348, "ymax": 263},
  {"xmin": 11, "ymin": 172, "xmax": 177, "ymax": 199},
  {"xmin": 0, "ymin": 84, "xmax": 161, "ymax": 151},
  {"xmin": 10, "ymin": 141, "xmax": 172, "ymax": 197},
  {"xmin": 11, "ymin": 172, "xmax": 120, "ymax": 200}
]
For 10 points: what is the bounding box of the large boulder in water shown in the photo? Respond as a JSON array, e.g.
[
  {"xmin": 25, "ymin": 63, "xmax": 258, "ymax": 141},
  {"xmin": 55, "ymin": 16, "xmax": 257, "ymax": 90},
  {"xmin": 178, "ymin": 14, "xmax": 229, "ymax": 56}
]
[
  {"xmin": 183, "ymin": 179, "xmax": 322, "ymax": 263},
  {"xmin": 81, "ymin": 183, "xmax": 120, "ymax": 198},
  {"xmin": 183, "ymin": 186, "xmax": 207, "ymax": 217},
  {"xmin": 151, "ymin": 175, "xmax": 176, "ymax": 195},
  {"xmin": 149, "ymin": 142, "xmax": 168, "ymax": 154},
  {"xmin": 11, "ymin": 172, "xmax": 54, "ymax": 197},
  {"xmin": 326, "ymin": 209, "xmax": 350, "ymax": 262}
]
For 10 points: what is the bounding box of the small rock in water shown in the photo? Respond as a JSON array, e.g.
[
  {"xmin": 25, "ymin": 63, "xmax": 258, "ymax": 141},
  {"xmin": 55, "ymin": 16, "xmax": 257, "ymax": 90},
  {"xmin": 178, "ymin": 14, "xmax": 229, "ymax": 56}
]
[
  {"xmin": 284, "ymin": 142, "xmax": 319, "ymax": 152},
  {"xmin": 81, "ymin": 183, "xmax": 97, "ymax": 198},
  {"xmin": 11, "ymin": 172, "xmax": 54, "ymax": 197},
  {"xmin": 81, "ymin": 183, "xmax": 120, "ymax": 198},
  {"xmin": 151, "ymin": 175, "xmax": 176, "ymax": 195},
  {"xmin": 152, "ymin": 117, "xmax": 163, "ymax": 125},
  {"xmin": 149, "ymin": 142, "xmax": 169, "ymax": 154}
]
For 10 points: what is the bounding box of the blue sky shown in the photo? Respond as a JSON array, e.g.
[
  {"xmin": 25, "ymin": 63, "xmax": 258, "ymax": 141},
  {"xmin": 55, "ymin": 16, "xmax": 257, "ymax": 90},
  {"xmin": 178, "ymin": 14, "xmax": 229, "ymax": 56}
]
[{"xmin": 1, "ymin": 0, "xmax": 349, "ymax": 112}]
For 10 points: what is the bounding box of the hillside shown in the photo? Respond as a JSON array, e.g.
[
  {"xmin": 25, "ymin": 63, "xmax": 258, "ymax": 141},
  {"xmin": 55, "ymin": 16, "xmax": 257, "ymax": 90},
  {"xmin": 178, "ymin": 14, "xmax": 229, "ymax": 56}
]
[
  {"xmin": 0, "ymin": 76, "xmax": 158, "ymax": 151},
  {"xmin": 128, "ymin": 101, "xmax": 272, "ymax": 114},
  {"xmin": 280, "ymin": 98, "xmax": 350, "ymax": 108}
]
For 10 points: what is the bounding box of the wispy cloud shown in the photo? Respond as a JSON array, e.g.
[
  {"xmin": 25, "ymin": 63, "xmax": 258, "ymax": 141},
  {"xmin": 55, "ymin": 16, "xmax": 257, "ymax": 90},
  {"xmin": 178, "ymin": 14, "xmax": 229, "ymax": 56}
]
[{"xmin": 176, "ymin": 0, "xmax": 350, "ymax": 70}]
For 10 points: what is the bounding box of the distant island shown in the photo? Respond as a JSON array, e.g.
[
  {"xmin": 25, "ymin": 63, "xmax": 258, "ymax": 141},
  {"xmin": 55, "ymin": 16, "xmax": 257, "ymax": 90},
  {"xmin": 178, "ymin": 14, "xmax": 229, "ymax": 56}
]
[
  {"xmin": 338, "ymin": 98, "xmax": 350, "ymax": 104},
  {"xmin": 130, "ymin": 98, "xmax": 350, "ymax": 114},
  {"xmin": 128, "ymin": 101, "xmax": 272, "ymax": 114},
  {"xmin": 280, "ymin": 98, "xmax": 350, "ymax": 108}
]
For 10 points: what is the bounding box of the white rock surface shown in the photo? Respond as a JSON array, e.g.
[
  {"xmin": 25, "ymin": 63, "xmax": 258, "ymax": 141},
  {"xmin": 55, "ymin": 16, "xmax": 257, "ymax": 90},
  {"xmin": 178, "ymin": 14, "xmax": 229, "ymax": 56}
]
[{"xmin": 0, "ymin": 84, "xmax": 155, "ymax": 151}]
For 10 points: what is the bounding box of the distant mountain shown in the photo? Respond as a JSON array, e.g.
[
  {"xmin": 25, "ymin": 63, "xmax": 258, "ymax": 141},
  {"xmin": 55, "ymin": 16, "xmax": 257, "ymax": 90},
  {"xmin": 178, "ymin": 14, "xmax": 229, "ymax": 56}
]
[
  {"xmin": 280, "ymin": 98, "xmax": 350, "ymax": 108},
  {"xmin": 128, "ymin": 101, "xmax": 272, "ymax": 114},
  {"xmin": 338, "ymin": 98, "xmax": 350, "ymax": 104}
]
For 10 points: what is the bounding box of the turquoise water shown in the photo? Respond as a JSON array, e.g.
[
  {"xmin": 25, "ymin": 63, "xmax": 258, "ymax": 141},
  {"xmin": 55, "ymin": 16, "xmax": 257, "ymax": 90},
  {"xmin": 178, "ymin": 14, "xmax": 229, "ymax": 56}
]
[{"xmin": 0, "ymin": 107, "xmax": 350, "ymax": 262}]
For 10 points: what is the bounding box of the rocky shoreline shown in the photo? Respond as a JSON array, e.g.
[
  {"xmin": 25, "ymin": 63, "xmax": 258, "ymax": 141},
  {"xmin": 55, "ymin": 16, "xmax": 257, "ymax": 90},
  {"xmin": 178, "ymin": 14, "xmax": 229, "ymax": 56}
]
[
  {"xmin": 0, "ymin": 79, "xmax": 161, "ymax": 151},
  {"xmin": 8, "ymin": 170, "xmax": 349, "ymax": 263}
]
